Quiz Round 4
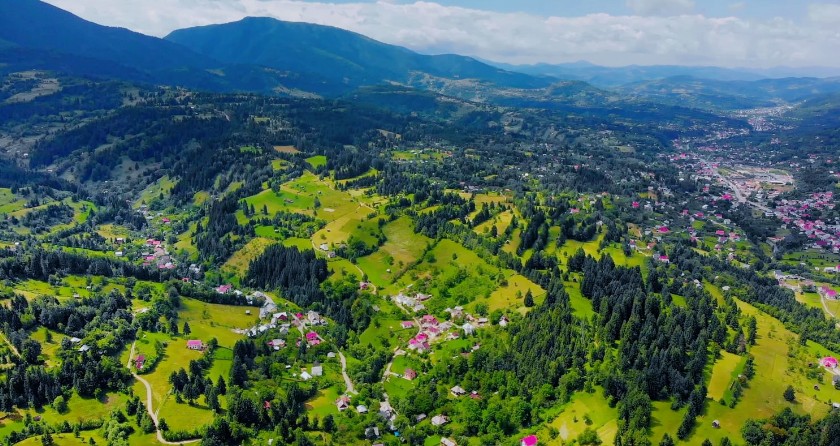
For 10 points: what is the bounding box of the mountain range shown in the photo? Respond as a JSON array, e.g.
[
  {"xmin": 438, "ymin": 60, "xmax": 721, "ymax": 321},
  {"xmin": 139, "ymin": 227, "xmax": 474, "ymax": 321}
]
[{"xmin": 3, "ymin": 0, "xmax": 840, "ymax": 111}]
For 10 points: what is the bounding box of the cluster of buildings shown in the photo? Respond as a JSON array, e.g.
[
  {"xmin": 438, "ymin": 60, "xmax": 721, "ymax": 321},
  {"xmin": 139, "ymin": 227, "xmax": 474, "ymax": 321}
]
[
  {"xmin": 405, "ymin": 309, "xmax": 490, "ymax": 354},
  {"xmin": 772, "ymin": 192, "xmax": 840, "ymax": 252},
  {"xmin": 394, "ymin": 292, "xmax": 431, "ymax": 312}
]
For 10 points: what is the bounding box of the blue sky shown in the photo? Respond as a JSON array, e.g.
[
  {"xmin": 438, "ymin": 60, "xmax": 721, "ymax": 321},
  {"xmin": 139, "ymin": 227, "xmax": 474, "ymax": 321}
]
[{"xmin": 43, "ymin": 0, "xmax": 840, "ymax": 68}]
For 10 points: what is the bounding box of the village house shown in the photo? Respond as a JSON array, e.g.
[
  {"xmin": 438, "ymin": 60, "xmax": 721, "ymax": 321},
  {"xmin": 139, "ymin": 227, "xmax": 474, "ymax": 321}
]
[
  {"xmin": 305, "ymin": 331, "xmax": 320, "ymax": 346},
  {"xmin": 521, "ymin": 434, "xmax": 539, "ymax": 446},
  {"xmin": 300, "ymin": 370, "xmax": 312, "ymax": 381},
  {"xmin": 401, "ymin": 320, "xmax": 415, "ymax": 329},
  {"xmin": 134, "ymin": 354, "xmax": 145, "ymax": 369},
  {"xmin": 431, "ymin": 415, "xmax": 450, "ymax": 426},
  {"xmin": 403, "ymin": 368, "xmax": 417, "ymax": 380},
  {"xmin": 462, "ymin": 322, "xmax": 475, "ymax": 336},
  {"xmin": 336, "ymin": 395, "xmax": 351, "ymax": 411},
  {"xmin": 819, "ymin": 286, "xmax": 839, "ymax": 300},
  {"xmin": 378, "ymin": 400, "xmax": 393, "ymax": 419},
  {"xmin": 356, "ymin": 405, "xmax": 368, "ymax": 414},
  {"xmin": 268, "ymin": 339, "xmax": 285, "ymax": 350},
  {"xmin": 450, "ymin": 385, "xmax": 466, "ymax": 397},
  {"xmin": 441, "ymin": 438, "xmax": 457, "ymax": 446},
  {"xmin": 186, "ymin": 340, "xmax": 203, "ymax": 350}
]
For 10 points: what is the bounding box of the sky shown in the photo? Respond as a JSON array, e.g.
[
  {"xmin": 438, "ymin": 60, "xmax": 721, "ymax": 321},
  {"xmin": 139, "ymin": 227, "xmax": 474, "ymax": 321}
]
[{"xmin": 42, "ymin": 0, "xmax": 840, "ymax": 68}]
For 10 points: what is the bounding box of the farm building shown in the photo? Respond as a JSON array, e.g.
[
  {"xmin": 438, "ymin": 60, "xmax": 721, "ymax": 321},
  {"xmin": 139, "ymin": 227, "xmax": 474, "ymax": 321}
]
[{"xmin": 311, "ymin": 362, "xmax": 323, "ymax": 377}]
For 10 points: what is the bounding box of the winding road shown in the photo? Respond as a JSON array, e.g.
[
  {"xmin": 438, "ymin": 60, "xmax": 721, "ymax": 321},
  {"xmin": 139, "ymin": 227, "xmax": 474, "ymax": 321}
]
[
  {"xmin": 292, "ymin": 314, "xmax": 356, "ymax": 395},
  {"xmin": 127, "ymin": 341, "xmax": 200, "ymax": 445}
]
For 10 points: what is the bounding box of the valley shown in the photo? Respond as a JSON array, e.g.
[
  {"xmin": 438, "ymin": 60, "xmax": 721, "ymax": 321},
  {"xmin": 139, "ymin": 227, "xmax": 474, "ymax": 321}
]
[{"xmin": 1, "ymin": 1, "xmax": 840, "ymax": 446}]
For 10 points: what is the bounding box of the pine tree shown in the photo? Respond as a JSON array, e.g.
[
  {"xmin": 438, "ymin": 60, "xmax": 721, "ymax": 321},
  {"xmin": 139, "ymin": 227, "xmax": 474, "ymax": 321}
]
[
  {"xmin": 783, "ymin": 385, "xmax": 796, "ymax": 402},
  {"xmin": 216, "ymin": 375, "xmax": 227, "ymax": 395},
  {"xmin": 182, "ymin": 321, "xmax": 191, "ymax": 336},
  {"xmin": 524, "ymin": 289, "xmax": 535, "ymax": 307}
]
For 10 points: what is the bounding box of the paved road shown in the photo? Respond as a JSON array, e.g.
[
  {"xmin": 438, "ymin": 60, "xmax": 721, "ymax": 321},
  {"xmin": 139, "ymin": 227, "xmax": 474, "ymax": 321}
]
[
  {"xmin": 127, "ymin": 341, "xmax": 200, "ymax": 445},
  {"xmin": 337, "ymin": 352, "xmax": 356, "ymax": 394},
  {"xmin": 703, "ymin": 158, "xmax": 775, "ymax": 214}
]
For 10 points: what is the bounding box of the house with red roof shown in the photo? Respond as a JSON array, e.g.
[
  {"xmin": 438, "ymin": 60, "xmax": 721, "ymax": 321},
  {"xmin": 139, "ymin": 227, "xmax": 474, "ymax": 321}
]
[{"xmin": 521, "ymin": 435, "xmax": 538, "ymax": 446}]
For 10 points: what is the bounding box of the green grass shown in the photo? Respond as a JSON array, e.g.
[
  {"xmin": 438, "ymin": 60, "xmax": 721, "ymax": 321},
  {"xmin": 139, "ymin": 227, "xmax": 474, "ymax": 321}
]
[
  {"xmin": 356, "ymin": 216, "xmax": 431, "ymax": 287},
  {"xmin": 306, "ymin": 155, "xmax": 327, "ymax": 169},
  {"xmin": 707, "ymin": 351, "xmax": 743, "ymax": 401},
  {"xmin": 795, "ymin": 290, "xmax": 840, "ymax": 320},
  {"xmin": 566, "ymin": 280, "xmax": 595, "ymax": 319},
  {"xmin": 0, "ymin": 392, "xmax": 127, "ymax": 441},
  {"xmin": 134, "ymin": 175, "xmax": 175, "ymax": 208},
  {"xmin": 482, "ymin": 273, "xmax": 545, "ymax": 314},
  {"xmin": 221, "ymin": 237, "xmax": 275, "ymax": 276},
  {"xmin": 15, "ymin": 432, "xmax": 110, "ymax": 446},
  {"xmin": 306, "ymin": 385, "xmax": 341, "ymax": 418},
  {"xmin": 179, "ymin": 298, "xmax": 258, "ymax": 348},
  {"xmin": 384, "ymin": 375, "xmax": 414, "ymax": 399},
  {"xmin": 650, "ymin": 296, "xmax": 840, "ymax": 444},
  {"xmin": 0, "ymin": 187, "xmax": 26, "ymax": 214},
  {"xmin": 548, "ymin": 386, "xmax": 618, "ymax": 444}
]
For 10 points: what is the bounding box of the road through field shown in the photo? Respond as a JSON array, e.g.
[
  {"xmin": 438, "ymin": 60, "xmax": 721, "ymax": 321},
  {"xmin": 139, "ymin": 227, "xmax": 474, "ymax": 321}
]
[{"xmin": 127, "ymin": 341, "xmax": 200, "ymax": 445}]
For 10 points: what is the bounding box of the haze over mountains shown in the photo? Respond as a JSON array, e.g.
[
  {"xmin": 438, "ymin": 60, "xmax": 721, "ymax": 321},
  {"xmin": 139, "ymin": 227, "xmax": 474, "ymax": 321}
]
[{"xmin": 2, "ymin": 0, "xmax": 840, "ymax": 110}]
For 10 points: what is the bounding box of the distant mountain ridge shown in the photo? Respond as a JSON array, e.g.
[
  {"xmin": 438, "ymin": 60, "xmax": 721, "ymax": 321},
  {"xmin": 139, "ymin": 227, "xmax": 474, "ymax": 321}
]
[
  {"xmin": 492, "ymin": 61, "xmax": 840, "ymax": 88},
  {"xmin": 164, "ymin": 17, "xmax": 553, "ymax": 95}
]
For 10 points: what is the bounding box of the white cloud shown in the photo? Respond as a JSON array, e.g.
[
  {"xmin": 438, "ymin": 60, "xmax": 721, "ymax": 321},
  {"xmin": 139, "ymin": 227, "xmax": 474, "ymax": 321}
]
[
  {"xmin": 808, "ymin": 3, "xmax": 840, "ymax": 24},
  {"xmin": 42, "ymin": 0, "xmax": 840, "ymax": 68},
  {"xmin": 626, "ymin": 0, "xmax": 695, "ymax": 16}
]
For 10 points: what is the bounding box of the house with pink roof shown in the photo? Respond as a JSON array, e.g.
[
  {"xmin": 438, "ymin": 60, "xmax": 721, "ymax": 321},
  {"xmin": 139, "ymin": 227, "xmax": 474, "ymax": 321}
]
[
  {"xmin": 421, "ymin": 315, "xmax": 439, "ymax": 326},
  {"xmin": 632, "ymin": 201, "xmax": 640, "ymax": 209},
  {"xmin": 822, "ymin": 357, "xmax": 838, "ymax": 368},
  {"xmin": 401, "ymin": 321, "xmax": 415, "ymax": 329},
  {"xmin": 305, "ymin": 331, "xmax": 320, "ymax": 346},
  {"xmin": 819, "ymin": 286, "xmax": 838, "ymax": 300},
  {"xmin": 216, "ymin": 284, "xmax": 233, "ymax": 294},
  {"xmin": 186, "ymin": 340, "xmax": 203, "ymax": 350},
  {"xmin": 521, "ymin": 435, "xmax": 538, "ymax": 446},
  {"xmin": 658, "ymin": 226, "xmax": 670, "ymax": 234},
  {"xmin": 715, "ymin": 230, "xmax": 726, "ymax": 236}
]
